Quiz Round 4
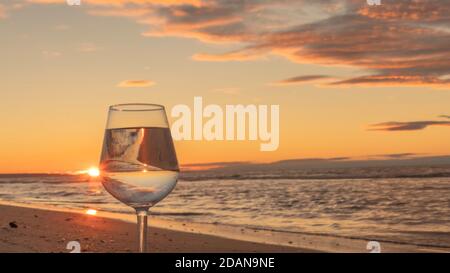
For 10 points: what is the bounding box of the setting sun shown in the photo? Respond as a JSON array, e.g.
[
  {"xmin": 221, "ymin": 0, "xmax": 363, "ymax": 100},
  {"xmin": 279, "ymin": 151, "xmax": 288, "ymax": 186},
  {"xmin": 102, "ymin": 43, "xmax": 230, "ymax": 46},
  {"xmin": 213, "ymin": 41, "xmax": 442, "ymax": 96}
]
[
  {"xmin": 87, "ymin": 167, "xmax": 100, "ymax": 177},
  {"xmin": 0, "ymin": 0, "xmax": 449, "ymax": 255}
]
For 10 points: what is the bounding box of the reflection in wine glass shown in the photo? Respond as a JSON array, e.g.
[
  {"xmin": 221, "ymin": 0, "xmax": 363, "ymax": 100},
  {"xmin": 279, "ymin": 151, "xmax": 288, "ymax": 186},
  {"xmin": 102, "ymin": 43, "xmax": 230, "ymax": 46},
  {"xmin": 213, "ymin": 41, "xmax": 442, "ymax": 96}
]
[{"xmin": 99, "ymin": 104, "xmax": 179, "ymax": 252}]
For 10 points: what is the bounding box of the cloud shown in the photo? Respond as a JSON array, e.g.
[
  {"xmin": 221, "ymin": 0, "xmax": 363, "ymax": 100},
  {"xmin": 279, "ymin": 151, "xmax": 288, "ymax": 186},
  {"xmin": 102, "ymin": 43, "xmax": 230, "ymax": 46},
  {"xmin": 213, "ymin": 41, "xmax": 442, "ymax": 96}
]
[
  {"xmin": 87, "ymin": 7, "xmax": 152, "ymax": 17},
  {"xmin": 117, "ymin": 80, "xmax": 155, "ymax": 87},
  {"xmin": 180, "ymin": 155, "xmax": 450, "ymax": 178},
  {"xmin": 369, "ymin": 118, "xmax": 450, "ymax": 131},
  {"xmin": 19, "ymin": 0, "xmax": 450, "ymax": 87},
  {"xmin": 78, "ymin": 42, "xmax": 101, "ymax": 52},
  {"xmin": 273, "ymin": 75, "xmax": 331, "ymax": 85},
  {"xmin": 357, "ymin": 1, "xmax": 448, "ymax": 23},
  {"xmin": 330, "ymin": 75, "xmax": 450, "ymax": 87},
  {"xmin": 369, "ymin": 114, "xmax": 450, "ymax": 131},
  {"xmin": 42, "ymin": 50, "xmax": 62, "ymax": 58},
  {"xmin": 0, "ymin": 2, "xmax": 27, "ymax": 18},
  {"xmin": 180, "ymin": 1, "xmax": 449, "ymax": 88},
  {"xmin": 0, "ymin": 4, "xmax": 6, "ymax": 19},
  {"xmin": 27, "ymin": 0, "xmax": 201, "ymax": 6},
  {"xmin": 378, "ymin": 153, "xmax": 419, "ymax": 159},
  {"xmin": 192, "ymin": 50, "xmax": 265, "ymax": 62}
]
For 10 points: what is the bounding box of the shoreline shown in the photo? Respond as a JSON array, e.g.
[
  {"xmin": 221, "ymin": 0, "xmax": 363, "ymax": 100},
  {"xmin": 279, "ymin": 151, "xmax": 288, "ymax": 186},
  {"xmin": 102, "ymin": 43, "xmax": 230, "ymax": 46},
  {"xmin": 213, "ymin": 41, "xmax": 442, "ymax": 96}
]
[
  {"xmin": 3, "ymin": 172, "xmax": 450, "ymax": 181},
  {"xmin": 1, "ymin": 202, "xmax": 448, "ymax": 253},
  {"xmin": 0, "ymin": 203, "xmax": 313, "ymax": 253}
]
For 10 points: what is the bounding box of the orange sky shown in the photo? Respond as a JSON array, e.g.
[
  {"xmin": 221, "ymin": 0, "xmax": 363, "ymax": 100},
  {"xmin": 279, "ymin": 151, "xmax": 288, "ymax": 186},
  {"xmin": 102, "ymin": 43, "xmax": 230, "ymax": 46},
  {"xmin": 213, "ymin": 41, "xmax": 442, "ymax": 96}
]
[{"xmin": 0, "ymin": 0, "xmax": 449, "ymax": 173}]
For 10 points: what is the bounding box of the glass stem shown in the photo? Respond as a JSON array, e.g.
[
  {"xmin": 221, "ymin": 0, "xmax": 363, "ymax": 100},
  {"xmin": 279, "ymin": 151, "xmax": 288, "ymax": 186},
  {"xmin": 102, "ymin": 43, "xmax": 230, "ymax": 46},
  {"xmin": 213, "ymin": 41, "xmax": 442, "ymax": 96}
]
[{"xmin": 136, "ymin": 208, "xmax": 149, "ymax": 253}]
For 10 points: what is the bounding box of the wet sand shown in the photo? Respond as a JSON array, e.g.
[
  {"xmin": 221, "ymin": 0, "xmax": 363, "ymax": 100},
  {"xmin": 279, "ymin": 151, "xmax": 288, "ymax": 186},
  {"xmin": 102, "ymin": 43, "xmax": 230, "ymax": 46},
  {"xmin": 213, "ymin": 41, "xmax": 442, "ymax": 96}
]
[{"xmin": 0, "ymin": 204, "xmax": 312, "ymax": 253}]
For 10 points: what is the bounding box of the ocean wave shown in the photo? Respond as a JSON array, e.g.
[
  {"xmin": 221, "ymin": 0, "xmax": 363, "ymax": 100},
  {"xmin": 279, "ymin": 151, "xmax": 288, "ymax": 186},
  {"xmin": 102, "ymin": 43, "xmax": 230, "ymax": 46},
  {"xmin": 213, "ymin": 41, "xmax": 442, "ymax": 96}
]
[{"xmin": 1, "ymin": 172, "xmax": 450, "ymax": 248}]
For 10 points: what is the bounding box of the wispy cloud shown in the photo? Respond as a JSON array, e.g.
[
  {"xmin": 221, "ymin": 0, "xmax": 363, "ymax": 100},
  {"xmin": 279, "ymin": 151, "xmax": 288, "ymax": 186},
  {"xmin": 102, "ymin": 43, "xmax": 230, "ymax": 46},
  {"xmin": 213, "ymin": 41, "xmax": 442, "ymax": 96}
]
[
  {"xmin": 150, "ymin": 0, "xmax": 450, "ymax": 88},
  {"xmin": 369, "ymin": 116, "xmax": 450, "ymax": 131},
  {"xmin": 117, "ymin": 80, "xmax": 155, "ymax": 88},
  {"xmin": 78, "ymin": 42, "xmax": 101, "ymax": 52},
  {"xmin": 377, "ymin": 153, "xmax": 419, "ymax": 159},
  {"xmin": 27, "ymin": 0, "xmax": 201, "ymax": 5},
  {"xmin": 0, "ymin": 4, "xmax": 6, "ymax": 19},
  {"xmin": 42, "ymin": 50, "xmax": 62, "ymax": 58},
  {"xmin": 330, "ymin": 75, "xmax": 450, "ymax": 87},
  {"xmin": 181, "ymin": 155, "xmax": 450, "ymax": 175},
  {"xmin": 14, "ymin": 0, "xmax": 450, "ymax": 88},
  {"xmin": 272, "ymin": 75, "xmax": 331, "ymax": 85},
  {"xmin": 0, "ymin": 2, "xmax": 26, "ymax": 18}
]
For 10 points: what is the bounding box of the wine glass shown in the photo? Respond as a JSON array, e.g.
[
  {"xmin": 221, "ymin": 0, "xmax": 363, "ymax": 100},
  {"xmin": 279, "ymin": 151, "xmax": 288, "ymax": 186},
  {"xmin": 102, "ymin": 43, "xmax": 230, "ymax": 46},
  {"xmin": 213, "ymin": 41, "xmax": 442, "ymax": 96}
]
[{"xmin": 99, "ymin": 103, "xmax": 179, "ymax": 253}]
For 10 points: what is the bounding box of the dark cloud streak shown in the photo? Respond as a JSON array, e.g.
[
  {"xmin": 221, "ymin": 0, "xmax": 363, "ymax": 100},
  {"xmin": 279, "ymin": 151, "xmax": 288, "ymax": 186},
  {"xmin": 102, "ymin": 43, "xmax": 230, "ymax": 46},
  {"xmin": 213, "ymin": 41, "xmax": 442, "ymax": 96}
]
[
  {"xmin": 274, "ymin": 75, "xmax": 331, "ymax": 85},
  {"xmin": 369, "ymin": 120, "xmax": 450, "ymax": 131}
]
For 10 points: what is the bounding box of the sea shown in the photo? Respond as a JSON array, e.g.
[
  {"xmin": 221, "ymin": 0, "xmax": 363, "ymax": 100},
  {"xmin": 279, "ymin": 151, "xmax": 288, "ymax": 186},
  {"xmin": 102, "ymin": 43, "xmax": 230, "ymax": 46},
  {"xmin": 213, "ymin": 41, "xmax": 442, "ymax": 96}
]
[{"xmin": 1, "ymin": 165, "xmax": 450, "ymax": 252}]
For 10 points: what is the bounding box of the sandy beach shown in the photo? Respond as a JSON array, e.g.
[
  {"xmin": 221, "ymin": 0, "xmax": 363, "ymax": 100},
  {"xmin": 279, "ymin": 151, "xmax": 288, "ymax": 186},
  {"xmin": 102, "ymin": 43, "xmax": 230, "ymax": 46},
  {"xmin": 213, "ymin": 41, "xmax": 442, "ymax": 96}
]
[
  {"xmin": 1, "ymin": 201, "xmax": 450, "ymax": 253},
  {"xmin": 0, "ymin": 204, "xmax": 311, "ymax": 253}
]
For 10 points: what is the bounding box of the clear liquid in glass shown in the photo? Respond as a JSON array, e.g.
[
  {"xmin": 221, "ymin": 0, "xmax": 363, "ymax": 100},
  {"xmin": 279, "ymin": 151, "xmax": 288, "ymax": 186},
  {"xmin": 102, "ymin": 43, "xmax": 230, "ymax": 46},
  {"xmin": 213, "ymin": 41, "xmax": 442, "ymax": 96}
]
[{"xmin": 100, "ymin": 127, "xmax": 179, "ymax": 209}]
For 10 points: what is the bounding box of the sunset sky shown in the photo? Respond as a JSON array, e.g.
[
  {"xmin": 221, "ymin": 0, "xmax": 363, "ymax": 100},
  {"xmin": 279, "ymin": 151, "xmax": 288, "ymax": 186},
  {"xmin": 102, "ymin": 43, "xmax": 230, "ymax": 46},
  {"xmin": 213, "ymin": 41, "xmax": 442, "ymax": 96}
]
[{"xmin": 0, "ymin": 0, "xmax": 449, "ymax": 173}]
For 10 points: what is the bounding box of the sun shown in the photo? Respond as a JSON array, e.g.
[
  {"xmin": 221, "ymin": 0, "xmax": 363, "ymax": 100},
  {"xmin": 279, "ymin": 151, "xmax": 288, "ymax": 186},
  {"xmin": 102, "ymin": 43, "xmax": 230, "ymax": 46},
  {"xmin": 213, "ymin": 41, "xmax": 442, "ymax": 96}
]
[{"xmin": 87, "ymin": 167, "xmax": 100, "ymax": 177}]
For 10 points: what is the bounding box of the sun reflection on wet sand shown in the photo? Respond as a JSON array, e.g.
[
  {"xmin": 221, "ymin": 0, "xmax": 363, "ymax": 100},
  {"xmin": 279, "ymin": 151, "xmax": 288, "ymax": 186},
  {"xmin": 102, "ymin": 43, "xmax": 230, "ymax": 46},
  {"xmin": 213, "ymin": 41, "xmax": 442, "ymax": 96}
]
[{"xmin": 85, "ymin": 209, "xmax": 97, "ymax": 216}]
